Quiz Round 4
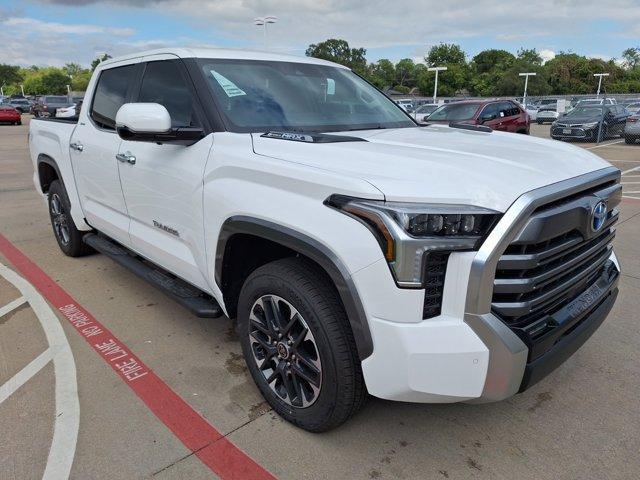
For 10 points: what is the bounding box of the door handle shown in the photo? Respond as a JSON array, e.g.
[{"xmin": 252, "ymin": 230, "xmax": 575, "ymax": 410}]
[
  {"xmin": 116, "ymin": 152, "xmax": 136, "ymax": 165},
  {"xmin": 70, "ymin": 142, "xmax": 84, "ymax": 152}
]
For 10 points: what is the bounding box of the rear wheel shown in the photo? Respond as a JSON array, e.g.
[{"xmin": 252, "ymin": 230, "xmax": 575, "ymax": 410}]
[
  {"xmin": 237, "ymin": 257, "xmax": 366, "ymax": 432},
  {"xmin": 626, "ymin": 136, "xmax": 636, "ymax": 144},
  {"xmin": 48, "ymin": 180, "xmax": 93, "ymax": 257}
]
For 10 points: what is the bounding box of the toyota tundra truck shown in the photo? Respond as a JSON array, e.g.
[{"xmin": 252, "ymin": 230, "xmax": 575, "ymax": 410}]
[{"xmin": 28, "ymin": 48, "xmax": 621, "ymax": 432}]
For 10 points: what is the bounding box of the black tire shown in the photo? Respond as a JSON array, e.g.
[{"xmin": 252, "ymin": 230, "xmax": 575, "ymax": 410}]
[
  {"xmin": 626, "ymin": 136, "xmax": 635, "ymax": 144},
  {"xmin": 237, "ymin": 257, "xmax": 367, "ymax": 432},
  {"xmin": 47, "ymin": 180, "xmax": 93, "ymax": 257},
  {"xmin": 537, "ymin": 120, "xmax": 543, "ymax": 124},
  {"xmin": 17, "ymin": 120, "xmax": 21, "ymax": 126}
]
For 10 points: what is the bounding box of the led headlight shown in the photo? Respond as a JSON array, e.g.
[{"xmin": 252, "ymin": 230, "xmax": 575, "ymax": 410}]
[
  {"xmin": 326, "ymin": 195, "xmax": 500, "ymax": 287},
  {"xmin": 583, "ymin": 121, "xmax": 599, "ymax": 129}
]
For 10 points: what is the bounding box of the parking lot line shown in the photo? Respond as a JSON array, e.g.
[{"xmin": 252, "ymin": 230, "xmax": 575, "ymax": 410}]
[
  {"xmin": 0, "ymin": 296, "xmax": 26, "ymax": 317},
  {"xmin": 586, "ymin": 140, "xmax": 625, "ymax": 150},
  {"xmin": 0, "ymin": 233, "xmax": 276, "ymax": 480},
  {"xmin": 622, "ymin": 166, "xmax": 640, "ymax": 175},
  {"xmin": 0, "ymin": 348, "xmax": 52, "ymax": 405},
  {"xmin": 0, "ymin": 262, "xmax": 80, "ymax": 480}
]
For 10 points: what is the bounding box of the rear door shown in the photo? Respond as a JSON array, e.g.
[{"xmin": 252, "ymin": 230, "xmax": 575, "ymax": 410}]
[
  {"xmin": 497, "ymin": 101, "xmax": 518, "ymax": 132},
  {"xmin": 70, "ymin": 62, "xmax": 140, "ymax": 246},
  {"xmin": 116, "ymin": 57, "xmax": 213, "ymax": 291},
  {"xmin": 478, "ymin": 103, "xmax": 502, "ymax": 130}
]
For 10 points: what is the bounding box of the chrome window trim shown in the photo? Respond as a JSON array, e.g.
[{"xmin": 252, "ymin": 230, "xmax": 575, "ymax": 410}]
[{"xmin": 463, "ymin": 166, "xmax": 621, "ymax": 402}]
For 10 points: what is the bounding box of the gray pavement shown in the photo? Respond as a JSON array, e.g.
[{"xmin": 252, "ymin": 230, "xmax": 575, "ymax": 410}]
[{"xmin": 1, "ymin": 117, "xmax": 639, "ymax": 479}]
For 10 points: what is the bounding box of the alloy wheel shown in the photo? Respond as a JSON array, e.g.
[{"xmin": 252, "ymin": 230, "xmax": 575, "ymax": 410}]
[
  {"xmin": 248, "ymin": 294, "xmax": 322, "ymax": 408},
  {"xmin": 50, "ymin": 193, "xmax": 70, "ymax": 246}
]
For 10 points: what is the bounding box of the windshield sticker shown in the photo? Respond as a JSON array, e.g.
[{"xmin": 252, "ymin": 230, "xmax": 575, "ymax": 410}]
[{"xmin": 210, "ymin": 70, "xmax": 246, "ymax": 97}]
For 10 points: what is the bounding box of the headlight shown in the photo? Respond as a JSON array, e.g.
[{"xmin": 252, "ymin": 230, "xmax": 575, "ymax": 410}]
[
  {"xmin": 326, "ymin": 195, "xmax": 500, "ymax": 287},
  {"xmin": 583, "ymin": 121, "xmax": 599, "ymax": 128}
]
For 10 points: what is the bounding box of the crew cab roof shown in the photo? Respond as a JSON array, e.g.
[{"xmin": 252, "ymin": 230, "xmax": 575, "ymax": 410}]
[{"xmin": 100, "ymin": 47, "xmax": 349, "ymax": 70}]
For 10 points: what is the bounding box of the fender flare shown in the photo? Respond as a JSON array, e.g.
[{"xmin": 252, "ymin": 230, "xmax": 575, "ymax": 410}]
[
  {"xmin": 36, "ymin": 154, "xmax": 65, "ymax": 194},
  {"xmin": 216, "ymin": 216, "xmax": 374, "ymax": 360}
]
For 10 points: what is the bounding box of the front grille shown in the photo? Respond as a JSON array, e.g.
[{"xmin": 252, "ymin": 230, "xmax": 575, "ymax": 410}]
[
  {"xmin": 422, "ymin": 252, "xmax": 450, "ymax": 319},
  {"xmin": 491, "ymin": 179, "xmax": 621, "ymax": 359}
]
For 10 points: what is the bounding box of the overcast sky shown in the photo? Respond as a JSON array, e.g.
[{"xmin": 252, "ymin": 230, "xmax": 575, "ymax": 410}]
[{"xmin": 1, "ymin": 0, "xmax": 639, "ymax": 67}]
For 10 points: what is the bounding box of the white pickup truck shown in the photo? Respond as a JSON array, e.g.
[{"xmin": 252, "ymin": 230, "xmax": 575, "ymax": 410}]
[{"xmin": 29, "ymin": 48, "xmax": 621, "ymax": 432}]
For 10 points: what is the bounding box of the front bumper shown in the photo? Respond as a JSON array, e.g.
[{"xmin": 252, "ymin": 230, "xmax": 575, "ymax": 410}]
[
  {"xmin": 357, "ymin": 168, "xmax": 621, "ymax": 403},
  {"xmin": 551, "ymin": 125, "xmax": 597, "ymax": 138}
]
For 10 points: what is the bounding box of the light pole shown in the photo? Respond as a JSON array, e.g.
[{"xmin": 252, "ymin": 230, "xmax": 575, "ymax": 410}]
[
  {"xmin": 593, "ymin": 73, "xmax": 609, "ymax": 98},
  {"xmin": 519, "ymin": 72, "xmax": 537, "ymax": 106},
  {"xmin": 428, "ymin": 66, "xmax": 447, "ymax": 103},
  {"xmin": 254, "ymin": 16, "xmax": 277, "ymax": 49},
  {"xmin": 20, "ymin": 84, "xmax": 24, "ymax": 96},
  {"xmin": 66, "ymin": 84, "xmax": 71, "ymax": 94}
]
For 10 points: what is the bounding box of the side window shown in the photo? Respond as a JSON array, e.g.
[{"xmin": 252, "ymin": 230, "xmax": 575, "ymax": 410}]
[
  {"xmin": 91, "ymin": 64, "xmax": 137, "ymax": 130},
  {"xmin": 481, "ymin": 103, "xmax": 499, "ymax": 119},
  {"xmin": 138, "ymin": 61, "xmax": 199, "ymax": 128},
  {"xmin": 498, "ymin": 101, "xmax": 515, "ymax": 117}
]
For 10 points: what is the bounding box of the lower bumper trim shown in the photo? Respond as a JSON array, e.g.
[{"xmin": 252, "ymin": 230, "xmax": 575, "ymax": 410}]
[{"xmin": 518, "ymin": 287, "xmax": 618, "ymax": 392}]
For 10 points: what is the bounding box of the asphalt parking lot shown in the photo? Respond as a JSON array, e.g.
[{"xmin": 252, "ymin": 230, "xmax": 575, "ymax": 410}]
[{"xmin": 1, "ymin": 116, "xmax": 639, "ymax": 480}]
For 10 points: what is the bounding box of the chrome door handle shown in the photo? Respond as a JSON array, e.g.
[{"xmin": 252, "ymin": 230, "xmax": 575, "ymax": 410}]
[
  {"xmin": 116, "ymin": 152, "xmax": 136, "ymax": 165},
  {"xmin": 70, "ymin": 142, "xmax": 84, "ymax": 152}
]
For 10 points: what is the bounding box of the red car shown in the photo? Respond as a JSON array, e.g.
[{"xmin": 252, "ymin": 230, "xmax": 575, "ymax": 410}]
[
  {"xmin": 0, "ymin": 105, "xmax": 21, "ymax": 125},
  {"xmin": 426, "ymin": 99, "xmax": 530, "ymax": 134}
]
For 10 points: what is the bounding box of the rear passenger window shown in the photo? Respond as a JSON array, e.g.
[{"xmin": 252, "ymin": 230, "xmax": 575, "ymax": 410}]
[
  {"xmin": 91, "ymin": 64, "xmax": 137, "ymax": 130},
  {"xmin": 498, "ymin": 102, "xmax": 518, "ymax": 117},
  {"xmin": 138, "ymin": 61, "xmax": 200, "ymax": 128}
]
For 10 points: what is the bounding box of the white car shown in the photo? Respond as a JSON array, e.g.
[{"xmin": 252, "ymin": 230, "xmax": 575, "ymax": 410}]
[
  {"xmin": 55, "ymin": 104, "xmax": 78, "ymax": 118},
  {"xmin": 536, "ymin": 107, "xmax": 560, "ymax": 124},
  {"xmin": 412, "ymin": 103, "xmax": 439, "ymax": 123},
  {"xmin": 29, "ymin": 48, "xmax": 622, "ymax": 431}
]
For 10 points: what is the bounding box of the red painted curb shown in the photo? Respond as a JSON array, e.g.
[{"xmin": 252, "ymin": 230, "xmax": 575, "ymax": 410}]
[{"xmin": 0, "ymin": 234, "xmax": 276, "ymax": 480}]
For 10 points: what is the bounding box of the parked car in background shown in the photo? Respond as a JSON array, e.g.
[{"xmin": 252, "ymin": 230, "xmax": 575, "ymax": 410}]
[
  {"xmin": 32, "ymin": 95, "xmax": 73, "ymax": 117},
  {"xmin": 396, "ymin": 99, "xmax": 414, "ymax": 112},
  {"xmin": 525, "ymin": 104, "xmax": 539, "ymax": 121},
  {"xmin": 412, "ymin": 103, "xmax": 438, "ymax": 123},
  {"xmin": 551, "ymin": 105, "xmax": 630, "ymax": 141},
  {"xmin": 427, "ymin": 99, "xmax": 530, "ymax": 133},
  {"xmin": 8, "ymin": 98, "xmax": 32, "ymax": 113},
  {"xmin": 536, "ymin": 106, "xmax": 560, "ymax": 124},
  {"xmin": 0, "ymin": 105, "xmax": 21, "ymax": 125},
  {"xmin": 624, "ymin": 102, "xmax": 640, "ymax": 115},
  {"xmin": 55, "ymin": 102, "xmax": 82, "ymax": 119},
  {"xmin": 575, "ymin": 98, "xmax": 617, "ymax": 107},
  {"xmin": 625, "ymin": 115, "xmax": 640, "ymax": 144}
]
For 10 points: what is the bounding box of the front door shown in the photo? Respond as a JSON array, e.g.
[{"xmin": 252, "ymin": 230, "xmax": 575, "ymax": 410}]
[
  {"xmin": 117, "ymin": 58, "xmax": 213, "ymax": 291},
  {"xmin": 70, "ymin": 62, "xmax": 140, "ymax": 246}
]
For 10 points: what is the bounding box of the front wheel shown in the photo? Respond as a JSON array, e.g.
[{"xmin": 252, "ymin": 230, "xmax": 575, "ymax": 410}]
[
  {"xmin": 47, "ymin": 180, "xmax": 93, "ymax": 257},
  {"xmin": 237, "ymin": 257, "xmax": 366, "ymax": 432}
]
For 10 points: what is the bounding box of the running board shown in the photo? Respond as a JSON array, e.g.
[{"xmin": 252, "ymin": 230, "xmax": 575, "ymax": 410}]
[{"xmin": 83, "ymin": 233, "xmax": 223, "ymax": 318}]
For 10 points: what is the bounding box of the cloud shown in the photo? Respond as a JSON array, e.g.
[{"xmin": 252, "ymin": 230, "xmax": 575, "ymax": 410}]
[
  {"xmin": 3, "ymin": 17, "xmax": 134, "ymax": 36},
  {"xmin": 538, "ymin": 49, "xmax": 556, "ymax": 63},
  {"xmin": 8, "ymin": 0, "xmax": 640, "ymax": 66}
]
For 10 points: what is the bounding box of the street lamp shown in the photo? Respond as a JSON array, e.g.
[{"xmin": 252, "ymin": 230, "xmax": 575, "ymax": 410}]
[
  {"xmin": 593, "ymin": 73, "xmax": 609, "ymax": 98},
  {"xmin": 66, "ymin": 84, "xmax": 71, "ymax": 94},
  {"xmin": 20, "ymin": 84, "xmax": 24, "ymax": 96},
  {"xmin": 519, "ymin": 72, "xmax": 537, "ymax": 107},
  {"xmin": 428, "ymin": 66, "xmax": 447, "ymax": 103},
  {"xmin": 254, "ymin": 16, "xmax": 277, "ymax": 49}
]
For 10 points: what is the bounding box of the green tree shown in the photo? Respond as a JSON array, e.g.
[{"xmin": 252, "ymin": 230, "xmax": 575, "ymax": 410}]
[
  {"xmin": 621, "ymin": 47, "xmax": 640, "ymax": 69},
  {"xmin": 71, "ymin": 70, "xmax": 92, "ymax": 92},
  {"xmin": 63, "ymin": 63, "xmax": 83, "ymax": 77},
  {"xmin": 471, "ymin": 49, "xmax": 515, "ymax": 75},
  {"xmin": 368, "ymin": 59, "xmax": 396, "ymax": 89},
  {"xmin": 0, "ymin": 64, "xmax": 22, "ymax": 90},
  {"xmin": 91, "ymin": 54, "xmax": 112, "ymax": 71},
  {"xmin": 420, "ymin": 43, "xmax": 469, "ymax": 96},
  {"xmin": 395, "ymin": 58, "xmax": 416, "ymax": 88},
  {"xmin": 305, "ymin": 39, "xmax": 367, "ymax": 74}
]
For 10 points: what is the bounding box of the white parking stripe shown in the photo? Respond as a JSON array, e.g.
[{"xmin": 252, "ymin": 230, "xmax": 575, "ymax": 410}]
[
  {"xmin": 0, "ymin": 296, "xmax": 26, "ymax": 318},
  {"xmin": 622, "ymin": 166, "xmax": 640, "ymax": 175},
  {"xmin": 0, "ymin": 348, "xmax": 52, "ymax": 404},
  {"xmin": 0, "ymin": 263, "xmax": 79, "ymax": 480},
  {"xmin": 586, "ymin": 140, "xmax": 625, "ymax": 150}
]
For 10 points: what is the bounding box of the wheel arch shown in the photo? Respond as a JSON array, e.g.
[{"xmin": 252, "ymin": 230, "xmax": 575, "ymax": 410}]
[
  {"xmin": 216, "ymin": 216, "xmax": 374, "ymax": 360},
  {"xmin": 37, "ymin": 154, "xmax": 63, "ymax": 194}
]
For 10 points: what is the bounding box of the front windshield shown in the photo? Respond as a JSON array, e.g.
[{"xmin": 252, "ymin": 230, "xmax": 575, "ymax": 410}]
[
  {"xmin": 198, "ymin": 59, "xmax": 414, "ymax": 132},
  {"xmin": 46, "ymin": 96, "xmax": 68, "ymax": 103},
  {"xmin": 566, "ymin": 106, "xmax": 602, "ymax": 116},
  {"xmin": 428, "ymin": 103, "xmax": 480, "ymax": 121},
  {"xmin": 417, "ymin": 105, "xmax": 438, "ymax": 114}
]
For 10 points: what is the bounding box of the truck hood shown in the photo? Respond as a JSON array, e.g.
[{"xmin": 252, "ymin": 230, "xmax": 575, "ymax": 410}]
[{"xmin": 251, "ymin": 125, "xmax": 612, "ymax": 212}]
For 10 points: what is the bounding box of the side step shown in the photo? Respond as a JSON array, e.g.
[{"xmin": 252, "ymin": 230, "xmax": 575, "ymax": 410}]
[{"xmin": 83, "ymin": 233, "xmax": 223, "ymax": 318}]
